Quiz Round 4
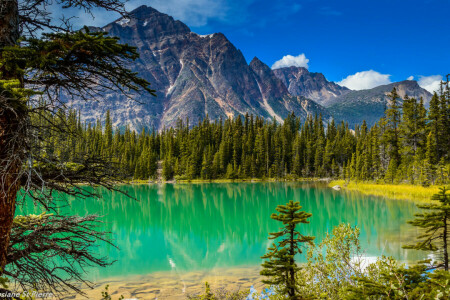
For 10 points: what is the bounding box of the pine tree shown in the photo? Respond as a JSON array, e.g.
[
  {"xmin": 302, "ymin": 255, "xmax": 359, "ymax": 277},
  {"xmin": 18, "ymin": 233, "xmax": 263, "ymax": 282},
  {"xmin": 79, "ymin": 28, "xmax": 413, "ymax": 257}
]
[
  {"xmin": 225, "ymin": 163, "xmax": 235, "ymax": 179},
  {"xmin": 34, "ymin": 96, "xmax": 449, "ymax": 187},
  {"xmin": 440, "ymin": 78, "xmax": 450, "ymax": 161},
  {"xmin": 104, "ymin": 110, "xmax": 113, "ymax": 151},
  {"xmin": 162, "ymin": 155, "xmax": 174, "ymax": 180},
  {"xmin": 383, "ymin": 88, "xmax": 401, "ymax": 171},
  {"xmin": 400, "ymin": 96, "xmax": 426, "ymax": 160},
  {"xmin": 201, "ymin": 151, "xmax": 212, "ymax": 180},
  {"xmin": 260, "ymin": 200, "xmax": 315, "ymax": 298},
  {"xmin": 424, "ymin": 132, "xmax": 437, "ymax": 185},
  {"xmin": 403, "ymin": 187, "xmax": 450, "ymax": 270},
  {"xmin": 323, "ymin": 139, "xmax": 334, "ymax": 176},
  {"xmin": 384, "ymin": 159, "xmax": 397, "ymax": 184},
  {"xmin": 428, "ymin": 92, "xmax": 442, "ymax": 162}
]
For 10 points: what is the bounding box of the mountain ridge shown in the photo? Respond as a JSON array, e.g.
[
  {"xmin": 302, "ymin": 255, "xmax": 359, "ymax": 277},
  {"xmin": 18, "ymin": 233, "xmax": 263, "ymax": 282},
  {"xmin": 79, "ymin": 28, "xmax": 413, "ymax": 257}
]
[
  {"xmin": 272, "ymin": 66, "xmax": 350, "ymax": 106},
  {"xmin": 327, "ymin": 80, "xmax": 432, "ymax": 127},
  {"xmin": 71, "ymin": 5, "xmax": 330, "ymax": 130},
  {"xmin": 71, "ymin": 5, "xmax": 432, "ymax": 130}
]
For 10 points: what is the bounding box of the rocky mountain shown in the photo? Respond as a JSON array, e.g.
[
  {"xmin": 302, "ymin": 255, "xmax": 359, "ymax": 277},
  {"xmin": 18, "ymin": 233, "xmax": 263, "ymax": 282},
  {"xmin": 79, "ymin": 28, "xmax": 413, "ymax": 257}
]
[
  {"xmin": 71, "ymin": 5, "xmax": 329, "ymax": 130},
  {"xmin": 270, "ymin": 65, "xmax": 432, "ymax": 127},
  {"xmin": 71, "ymin": 5, "xmax": 433, "ymax": 131},
  {"xmin": 273, "ymin": 66, "xmax": 350, "ymax": 106},
  {"xmin": 271, "ymin": 67, "xmax": 433, "ymax": 127},
  {"xmin": 327, "ymin": 80, "xmax": 432, "ymax": 127}
]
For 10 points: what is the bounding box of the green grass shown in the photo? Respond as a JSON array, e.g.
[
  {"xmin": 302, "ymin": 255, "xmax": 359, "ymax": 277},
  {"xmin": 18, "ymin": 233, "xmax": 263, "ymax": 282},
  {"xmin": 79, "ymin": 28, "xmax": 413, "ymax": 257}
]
[{"xmin": 328, "ymin": 180, "xmax": 443, "ymax": 202}]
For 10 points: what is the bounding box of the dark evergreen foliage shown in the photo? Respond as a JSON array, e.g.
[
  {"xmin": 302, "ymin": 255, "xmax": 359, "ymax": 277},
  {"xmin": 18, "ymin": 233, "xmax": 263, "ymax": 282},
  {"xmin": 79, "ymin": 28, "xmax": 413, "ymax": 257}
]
[
  {"xmin": 260, "ymin": 200, "xmax": 314, "ymax": 299},
  {"xmin": 56, "ymin": 83, "xmax": 449, "ymax": 185},
  {"xmin": 0, "ymin": 0, "xmax": 155, "ymax": 296},
  {"xmin": 403, "ymin": 187, "xmax": 450, "ymax": 271}
]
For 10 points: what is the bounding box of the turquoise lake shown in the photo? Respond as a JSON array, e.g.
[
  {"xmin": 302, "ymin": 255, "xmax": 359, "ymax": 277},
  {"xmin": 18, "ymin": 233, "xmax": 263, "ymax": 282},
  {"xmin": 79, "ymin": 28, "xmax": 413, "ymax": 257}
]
[{"xmin": 17, "ymin": 182, "xmax": 424, "ymax": 282}]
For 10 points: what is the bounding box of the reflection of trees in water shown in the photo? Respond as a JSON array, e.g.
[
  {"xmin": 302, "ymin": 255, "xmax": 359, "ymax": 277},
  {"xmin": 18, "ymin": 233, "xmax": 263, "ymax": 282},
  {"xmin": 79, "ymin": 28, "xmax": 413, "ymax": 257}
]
[{"xmin": 16, "ymin": 183, "xmax": 424, "ymax": 277}]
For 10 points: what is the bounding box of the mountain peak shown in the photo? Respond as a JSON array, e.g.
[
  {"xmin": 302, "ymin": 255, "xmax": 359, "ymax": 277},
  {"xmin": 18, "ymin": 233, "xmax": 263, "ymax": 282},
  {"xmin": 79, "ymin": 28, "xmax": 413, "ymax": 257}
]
[
  {"xmin": 395, "ymin": 79, "xmax": 421, "ymax": 88},
  {"xmin": 72, "ymin": 6, "xmax": 338, "ymax": 130},
  {"xmin": 129, "ymin": 5, "xmax": 157, "ymax": 14},
  {"xmin": 104, "ymin": 5, "xmax": 190, "ymax": 39},
  {"xmin": 364, "ymin": 80, "xmax": 430, "ymax": 99},
  {"xmin": 391, "ymin": 80, "xmax": 432, "ymax": 100},
  {"xmin": 275, "ymin": 65, "xmax": 309, "ymax": 74},
  {"xmin": 327, "ymin": 79, "xmax": 432, "ymax": 128},
  {"xmin": 249, "ymin": 57, "xmax": 267, "ymax": 69},
  {"xmin": 272, "ymin": 67, "xmax": 349, "ymax": 106},
  {"xmin": 127, "ymin": 5, "xmax": 176, "ymax": 22},
  {"xmin": 250, "ymin": 56, "xmax": 262, "ymax": 63}
]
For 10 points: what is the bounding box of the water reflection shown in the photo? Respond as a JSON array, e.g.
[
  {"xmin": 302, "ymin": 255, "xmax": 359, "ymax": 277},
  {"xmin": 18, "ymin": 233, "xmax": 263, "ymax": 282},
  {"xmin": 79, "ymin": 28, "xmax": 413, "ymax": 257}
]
[{"xmin": 17, "ymin": 182, "xmax": 423, "ymax": 280}]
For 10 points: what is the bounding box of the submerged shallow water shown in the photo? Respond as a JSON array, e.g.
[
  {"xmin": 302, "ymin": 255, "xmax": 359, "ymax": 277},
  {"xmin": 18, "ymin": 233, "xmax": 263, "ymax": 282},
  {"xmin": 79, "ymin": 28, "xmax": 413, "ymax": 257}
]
[{"xmin": 17, "ymin": 182, "xmax": 425, "ymax": 297}]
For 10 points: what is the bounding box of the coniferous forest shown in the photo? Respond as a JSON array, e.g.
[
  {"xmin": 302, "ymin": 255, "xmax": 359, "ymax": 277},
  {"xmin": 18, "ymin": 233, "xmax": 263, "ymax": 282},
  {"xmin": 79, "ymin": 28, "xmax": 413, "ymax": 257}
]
[
  {"xmin": 48, "ymin": 87, "xmax": 449, "ymax": 185},
  {"xmin": 2, "ymin": 0, "xmax": 450, "ymax": 298}
]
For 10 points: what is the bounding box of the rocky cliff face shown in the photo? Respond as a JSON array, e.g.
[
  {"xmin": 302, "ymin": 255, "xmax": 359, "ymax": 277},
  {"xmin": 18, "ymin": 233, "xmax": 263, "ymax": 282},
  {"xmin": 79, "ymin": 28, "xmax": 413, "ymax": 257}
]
[
  {"xmin": 273, "ymin": 66, "xmax": 350, "ymax": 106},
  {"xmin": 72, "ymin": 5, "xmax": 433, "ymax": 130},
  {"xmin": 71, "ymin": 6, "xmax": 329, "ymax": 130}
]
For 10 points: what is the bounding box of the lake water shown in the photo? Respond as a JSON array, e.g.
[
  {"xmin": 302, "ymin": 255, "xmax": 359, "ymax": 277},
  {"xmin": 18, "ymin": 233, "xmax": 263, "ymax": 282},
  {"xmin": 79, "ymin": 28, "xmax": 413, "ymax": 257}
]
[{"xmin": 17, "ymin": 182, "xmax": 424, "ymax": 298}]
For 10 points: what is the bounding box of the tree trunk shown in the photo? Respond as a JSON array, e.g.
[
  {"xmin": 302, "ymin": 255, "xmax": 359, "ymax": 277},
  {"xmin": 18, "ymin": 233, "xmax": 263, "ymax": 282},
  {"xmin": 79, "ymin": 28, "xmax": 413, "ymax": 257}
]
[
  {"xmin": 0, "ymin": 0, "xmax": 20, "ymax": 47},
  {"xmin": 289, "ymin": 225, "xmax": 295, "ymax": 298},
  {"xmin": 444, "ymin": 213, "xmax": 448, "ymax": 271},
  {"xmin": 0, "ymin": 136, "xmax": 21, "ymax": 271},
  {"xmin": 0, "ymin": 0, "xmax": 22, "ymax": 272}
]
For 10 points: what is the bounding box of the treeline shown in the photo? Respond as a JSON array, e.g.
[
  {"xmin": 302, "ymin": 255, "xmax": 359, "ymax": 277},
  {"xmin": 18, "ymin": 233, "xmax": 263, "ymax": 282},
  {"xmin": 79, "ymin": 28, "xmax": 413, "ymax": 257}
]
[{"xmin": 41, "ymin": 87, "xmax": 449, "ymax": 185}]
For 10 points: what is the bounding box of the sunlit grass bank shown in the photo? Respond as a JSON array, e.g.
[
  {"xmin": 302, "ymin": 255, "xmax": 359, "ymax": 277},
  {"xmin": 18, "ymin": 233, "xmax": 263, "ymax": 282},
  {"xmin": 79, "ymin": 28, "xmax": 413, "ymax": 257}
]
[{"xmin": 328, "ymin": 180, "xmax": 442, "ymax": 202}]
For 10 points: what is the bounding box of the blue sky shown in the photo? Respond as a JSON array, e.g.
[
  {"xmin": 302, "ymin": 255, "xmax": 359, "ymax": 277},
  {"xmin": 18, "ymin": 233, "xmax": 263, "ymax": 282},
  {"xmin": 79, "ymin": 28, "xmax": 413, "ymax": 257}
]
[{"xmin": 61, "ymin": 0, "xmax": 449, "ymax": 92}]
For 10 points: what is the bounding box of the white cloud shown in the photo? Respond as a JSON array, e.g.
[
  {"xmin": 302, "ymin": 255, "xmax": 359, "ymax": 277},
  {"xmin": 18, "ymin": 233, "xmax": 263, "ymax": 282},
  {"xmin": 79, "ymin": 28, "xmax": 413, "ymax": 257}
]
[
  {"xmin": 407, "ymin": 75, "xmax": 414, "ymax": 80},
  {"xmin": 271, "ymin": 54, "xmax": 309, "ymax": 69},
  {"xmin": 337, "ymin": 70, "xmax": 391, "ymax": 90},
  {"xmin": 417, "ymin": 75, "xmax": 442, "ymax": 94}
]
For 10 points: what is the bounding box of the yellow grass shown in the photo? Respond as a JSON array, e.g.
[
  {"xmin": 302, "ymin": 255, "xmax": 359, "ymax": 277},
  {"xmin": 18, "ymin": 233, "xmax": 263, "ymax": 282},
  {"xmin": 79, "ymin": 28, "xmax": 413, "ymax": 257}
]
[{"xmin": 328, "ymin": 180, "xmax": 443, "ymax": 202}]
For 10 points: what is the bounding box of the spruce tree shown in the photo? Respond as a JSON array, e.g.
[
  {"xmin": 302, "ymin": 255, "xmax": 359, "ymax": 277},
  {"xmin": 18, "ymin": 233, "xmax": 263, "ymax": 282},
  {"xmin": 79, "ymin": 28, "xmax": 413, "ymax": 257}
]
[
  {"xmin": 424, "ymin": 132, "xmax": 437, "ymax": 185},
  {"xmin": 440, "ymin": 78, "xmax": 450, "ymax": 161},
  {"xmin": 162, "ymin": 155, "xmax": 174, "ymax": 180},
  {"xmin": 400, "ymin": 96, "xmax": 426, "ymax": 160},
  {"xmin": 105, "ymin": 110, "xmax": 113, "ymax": 151},
  {"xmin": 403, "ymin": 187, "xmax": 450, "ymax": 270},
  {"xmin": 383, "ymin": 88, "xmax": 401, "ymax": 173},
  {"xmin": 261, "ymin": 200, "xmax": 315, "ymax": 298}
]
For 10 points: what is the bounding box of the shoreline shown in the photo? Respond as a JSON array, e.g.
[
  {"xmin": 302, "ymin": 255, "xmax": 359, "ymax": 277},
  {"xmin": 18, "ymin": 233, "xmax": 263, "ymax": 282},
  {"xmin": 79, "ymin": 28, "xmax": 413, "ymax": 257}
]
[
  {"xmin": 84, "ymin": 178, "xmax": 444, "ymax": 203},
  {"xmin": 125, "ymin": 177, "xmax": 331, "ymax": 184},
  {"xmin": 328, "ymin": 180, "xmax": 442, "ymax": 202},
  {"xmin": 124, "ymin": 179, "xmax": 444, "ymax": 203},
  {"xmin": 73, "ymin": 265, "xmax": 263, "ymax": 300}
]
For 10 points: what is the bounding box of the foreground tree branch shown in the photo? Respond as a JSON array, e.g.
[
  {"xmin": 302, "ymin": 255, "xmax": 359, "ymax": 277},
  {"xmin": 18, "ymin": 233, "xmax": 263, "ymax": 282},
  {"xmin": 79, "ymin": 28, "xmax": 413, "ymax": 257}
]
[
  {"xmin": 5, "ymin": 213, "xmax": 114, "ymax": 295},
  {"xmin": 0, "ymin": 0, "xmax": 155, "ymax": 296}
]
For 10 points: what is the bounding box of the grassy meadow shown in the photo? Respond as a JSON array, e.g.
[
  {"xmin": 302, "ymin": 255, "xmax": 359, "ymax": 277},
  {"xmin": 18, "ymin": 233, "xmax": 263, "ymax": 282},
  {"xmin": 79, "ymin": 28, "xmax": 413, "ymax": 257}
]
[{"xmin": 328, "ymin": 180, "xmax": 443, "ymax": 202}]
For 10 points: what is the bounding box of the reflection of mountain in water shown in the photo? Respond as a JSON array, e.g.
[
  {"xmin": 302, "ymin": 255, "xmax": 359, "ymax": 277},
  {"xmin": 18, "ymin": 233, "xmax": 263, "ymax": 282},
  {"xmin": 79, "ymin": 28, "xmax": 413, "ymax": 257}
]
[{"xmin": 18, "ymin": 182, "xmax": 422, "ymax": 280}]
